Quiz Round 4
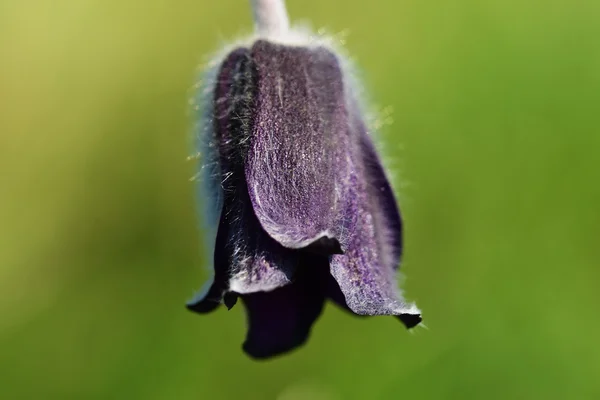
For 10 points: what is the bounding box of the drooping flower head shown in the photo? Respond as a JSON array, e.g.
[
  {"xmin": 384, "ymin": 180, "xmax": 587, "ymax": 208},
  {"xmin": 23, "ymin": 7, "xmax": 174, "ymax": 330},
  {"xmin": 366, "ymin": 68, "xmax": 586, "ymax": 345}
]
[{"xmin": 188, "ymin": 0, "xmax": 421, "ymax": 359}]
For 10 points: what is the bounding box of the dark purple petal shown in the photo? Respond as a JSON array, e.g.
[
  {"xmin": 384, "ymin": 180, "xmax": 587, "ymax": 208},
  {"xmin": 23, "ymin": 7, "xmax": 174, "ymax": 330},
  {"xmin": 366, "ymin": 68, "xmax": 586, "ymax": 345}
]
[
  {"xmin": 328, "ymin": 101, "xmax": 420, "ymax": 325},
  {"xmin": 241, "ymin": 255, "xmax": 329, "ymax": 359},
  {"xmin": 187, "ymin": 199, "xmax": 297, "ymax": 312},
  {"xmin": 325, "ymin": 259, "xmax": 421, "ymax": 328},
  {"xmin": 188, "ymin": 46, "xmax": 297, "ymax": 313},
  {"xmin": 329, "ymin": 203, "xmax": 419, "ymax": 326},
  {"xmin": 244, "ymin": 40, "xmax": 351, "ymax": 251}
]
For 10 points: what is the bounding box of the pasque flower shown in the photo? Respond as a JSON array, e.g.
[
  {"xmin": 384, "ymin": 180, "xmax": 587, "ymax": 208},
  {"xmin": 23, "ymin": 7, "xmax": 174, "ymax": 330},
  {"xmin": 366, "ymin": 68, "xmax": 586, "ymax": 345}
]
[{"xmin": 187, "ymin": 0, "xmax": 421, "ymax": 359}]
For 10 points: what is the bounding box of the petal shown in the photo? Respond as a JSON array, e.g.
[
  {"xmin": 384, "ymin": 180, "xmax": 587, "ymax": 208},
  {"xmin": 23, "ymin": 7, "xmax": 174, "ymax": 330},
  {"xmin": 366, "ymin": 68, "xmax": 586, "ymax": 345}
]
[
  {"xmin": 329, "ymin": 100, "xmax": 420, "ymax": 327},
  {"xmin": 241, "ymin": 254, "xmax": 329, "ymax": 359},
  {"xmin": 244, "ymin": 40, "xmax": 351, "ymax": 251},
  {"xmin": 216, "ymin": 198, "xmax": 297, "ymax": 296},
  {"xmin": 325, "ymin": 259, "xmax": 421, "ymax": 328},
  {"xmin": 329, "ymin": 191, "xmax": 420, "ymax": 326},
  {"xmin": 187, "ymin": 203, "xmax": 297, "ymax": 312},
  {"xmin": 188, "ymin": 46, "xmax": 297, "ymax": 313},
  {"xmin": 326, "ymin": 275, "xmax": 421, "ymax": 329}
]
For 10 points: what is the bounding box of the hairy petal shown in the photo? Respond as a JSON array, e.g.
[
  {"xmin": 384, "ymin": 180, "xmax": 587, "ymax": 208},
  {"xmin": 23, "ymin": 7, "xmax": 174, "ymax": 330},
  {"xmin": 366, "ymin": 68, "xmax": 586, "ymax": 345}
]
[
  {"xmin": 245, "ymin": 40, "xmax": 350, "ymax": 251},
  {"xmin": 329, "ymin": 97, "xmax": 420, "ymax": 328},
  {"xmin": 188, "ymin": 46, "xmax": 296, "ymax": 313}
]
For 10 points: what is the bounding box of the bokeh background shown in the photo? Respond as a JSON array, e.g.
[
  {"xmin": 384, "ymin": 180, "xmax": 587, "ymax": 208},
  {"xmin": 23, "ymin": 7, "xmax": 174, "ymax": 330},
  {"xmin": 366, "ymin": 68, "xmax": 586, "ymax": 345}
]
[{"xmin": 1, "ymin": 0, "xmax": 599, "ymax": 398}]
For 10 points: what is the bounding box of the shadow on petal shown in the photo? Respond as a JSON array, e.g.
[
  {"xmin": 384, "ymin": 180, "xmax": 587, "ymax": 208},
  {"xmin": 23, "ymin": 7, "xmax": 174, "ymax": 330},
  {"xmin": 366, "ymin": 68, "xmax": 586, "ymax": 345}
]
[{"xmin": 241, "ymin": 254, "xmax": 329, "ymax": 359}]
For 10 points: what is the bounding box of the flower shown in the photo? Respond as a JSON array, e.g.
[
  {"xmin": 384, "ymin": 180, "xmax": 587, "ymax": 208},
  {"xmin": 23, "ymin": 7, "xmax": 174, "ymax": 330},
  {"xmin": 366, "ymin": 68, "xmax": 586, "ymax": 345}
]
[{"xmin": 187, "ymin": 2, "xmax": 421, "ymax": 359}]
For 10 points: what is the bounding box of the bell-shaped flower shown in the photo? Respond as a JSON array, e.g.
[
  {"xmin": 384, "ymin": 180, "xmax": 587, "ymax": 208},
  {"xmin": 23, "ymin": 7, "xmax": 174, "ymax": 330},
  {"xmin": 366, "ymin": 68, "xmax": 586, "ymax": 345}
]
[{"xmin": 187, "ymin": 0, "xmax": 421, "ymax": 359}]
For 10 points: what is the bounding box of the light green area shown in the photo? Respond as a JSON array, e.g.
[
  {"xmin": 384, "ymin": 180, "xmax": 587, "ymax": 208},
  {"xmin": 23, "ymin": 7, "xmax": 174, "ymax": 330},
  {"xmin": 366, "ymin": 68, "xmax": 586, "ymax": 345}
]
[{"xmin": 1, "ymin": 0, "xmax": 599, "ymax": 398}]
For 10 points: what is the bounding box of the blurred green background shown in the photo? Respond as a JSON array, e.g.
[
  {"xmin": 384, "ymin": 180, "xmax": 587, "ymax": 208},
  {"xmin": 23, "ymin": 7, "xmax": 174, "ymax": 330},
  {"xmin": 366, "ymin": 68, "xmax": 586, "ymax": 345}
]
[{"xmin": 1, "ymin": 0, "xmax": 599, "ymax": 398}]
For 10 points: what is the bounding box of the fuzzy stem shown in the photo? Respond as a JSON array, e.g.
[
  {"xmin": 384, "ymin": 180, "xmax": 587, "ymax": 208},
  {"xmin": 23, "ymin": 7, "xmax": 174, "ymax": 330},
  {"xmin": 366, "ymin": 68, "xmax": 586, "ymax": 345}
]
[{"xmin": 250, "ymin": 0, "xmax": 290, "ymax": 37}]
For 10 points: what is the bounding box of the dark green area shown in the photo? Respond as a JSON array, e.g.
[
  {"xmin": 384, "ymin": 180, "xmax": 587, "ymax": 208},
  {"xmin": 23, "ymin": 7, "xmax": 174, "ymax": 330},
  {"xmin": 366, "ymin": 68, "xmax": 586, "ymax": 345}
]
[{"xmin": 1, "ymin": 0, "xmax": 599, "ymax": 398}]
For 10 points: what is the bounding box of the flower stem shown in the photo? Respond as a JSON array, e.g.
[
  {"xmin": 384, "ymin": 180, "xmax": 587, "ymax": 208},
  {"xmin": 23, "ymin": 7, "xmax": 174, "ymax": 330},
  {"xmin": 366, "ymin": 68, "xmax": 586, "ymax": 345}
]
[{"xmin": 250, "ymin": 0, "xmax": 290, "ymax": 37}]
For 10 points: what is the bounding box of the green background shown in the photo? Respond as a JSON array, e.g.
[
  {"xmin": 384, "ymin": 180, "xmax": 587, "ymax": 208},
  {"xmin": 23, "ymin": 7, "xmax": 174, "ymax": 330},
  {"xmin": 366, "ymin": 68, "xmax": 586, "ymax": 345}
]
[{"xmin": 1, "ymin": 0, "xmax": 599, "ymax": 398}]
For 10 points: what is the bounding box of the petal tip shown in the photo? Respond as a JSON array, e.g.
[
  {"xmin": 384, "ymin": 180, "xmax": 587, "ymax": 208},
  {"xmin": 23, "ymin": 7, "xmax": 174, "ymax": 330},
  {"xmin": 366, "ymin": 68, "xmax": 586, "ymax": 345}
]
[
  {"xmin": 186, "ymin": 297, "xmax": 220, "ymax": 314},
  {"xmin": 186, "ymin": 280, "xmax": 223, "ymax": 314},
  {"xmin": 224, "ymin": 292, "xmax": 238, "ymax": 310},
  {"xmin": 397, "ymin": 313, "xmax": 422, "ymax": 329}
]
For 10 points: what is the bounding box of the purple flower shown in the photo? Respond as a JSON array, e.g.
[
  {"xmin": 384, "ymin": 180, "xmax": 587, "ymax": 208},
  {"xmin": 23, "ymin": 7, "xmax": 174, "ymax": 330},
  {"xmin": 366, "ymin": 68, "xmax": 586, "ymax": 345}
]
[{"xmin": 187, "ymin": 1, "xmax": 421, "ymax": 359}]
